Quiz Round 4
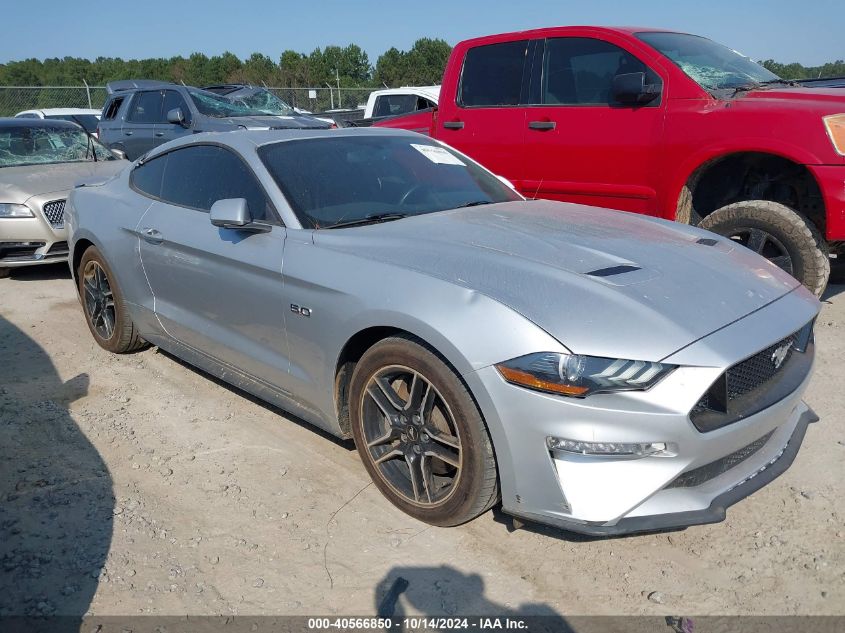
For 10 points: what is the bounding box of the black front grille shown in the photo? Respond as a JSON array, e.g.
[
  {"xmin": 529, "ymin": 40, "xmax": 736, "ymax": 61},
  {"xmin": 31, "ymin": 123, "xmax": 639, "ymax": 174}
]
[
  {"xmin": 46, "ymin": 241, "xmax": 69, "ymax": 255},
  {"xmin": 691, "ymin": 321, "xmax": 814, "ymax": 432},
  {"xmin": 666, "ymin": 430, "xmax": 775, "ymax": 488},
  {"xmin": 0, "ymin": 241, "xmax": 45, "ymax": 261},
  {"xmin": 42, "ymin": 199, "xmax": 66, "ymax": 229}
]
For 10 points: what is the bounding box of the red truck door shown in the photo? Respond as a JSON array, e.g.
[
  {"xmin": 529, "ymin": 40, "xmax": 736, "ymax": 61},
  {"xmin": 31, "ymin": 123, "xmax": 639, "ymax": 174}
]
[
  {"xmin": 435, "ymin": 39, "xmax": 531, "ymax": 185},
  {"xmin": 521, "ymin": 35, "xmax": 667, "ymax": 215}
]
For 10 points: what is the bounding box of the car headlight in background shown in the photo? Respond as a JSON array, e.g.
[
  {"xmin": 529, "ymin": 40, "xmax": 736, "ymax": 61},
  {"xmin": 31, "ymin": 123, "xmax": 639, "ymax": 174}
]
[
  {"xmin": 0, "ymin": 203, "xmax": 34, "ymax": 218},
  {"xmin": 495, "ymin": 352, "xmax": 676, "ymax": 397},
  {"xmin": 823, "ymin": 114, "xmax": 845, "ymax": 156}
]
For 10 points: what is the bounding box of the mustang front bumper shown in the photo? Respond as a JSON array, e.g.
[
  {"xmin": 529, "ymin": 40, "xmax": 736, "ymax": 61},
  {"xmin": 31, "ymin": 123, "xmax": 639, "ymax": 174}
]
[{"xmin": 465, "ymin": 286, "xmax": 820, "ymax": 536}]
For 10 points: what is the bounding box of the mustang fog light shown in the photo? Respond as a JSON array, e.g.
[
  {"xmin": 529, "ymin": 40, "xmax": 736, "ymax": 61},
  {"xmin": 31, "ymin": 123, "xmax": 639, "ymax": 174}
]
[{"xmin": 546, "ymin": 436, "xmax": 676, "ymax": 457}]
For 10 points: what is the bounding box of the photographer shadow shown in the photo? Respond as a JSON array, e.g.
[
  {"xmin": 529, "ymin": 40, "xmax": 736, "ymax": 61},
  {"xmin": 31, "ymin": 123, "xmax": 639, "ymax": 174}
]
[{"xmin": 0, "ymin": 315, "xmax": 114, "ymax": 632}]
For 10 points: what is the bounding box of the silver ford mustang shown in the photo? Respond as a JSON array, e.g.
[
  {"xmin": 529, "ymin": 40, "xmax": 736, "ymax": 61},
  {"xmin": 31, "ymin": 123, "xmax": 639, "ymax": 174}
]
[{"xmin": 65, "ymin": 128, "xmax": 820, "ymax": 535}]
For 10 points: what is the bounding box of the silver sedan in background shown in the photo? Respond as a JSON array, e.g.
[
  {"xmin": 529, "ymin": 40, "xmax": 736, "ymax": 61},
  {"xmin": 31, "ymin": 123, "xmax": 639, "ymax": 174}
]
[
  {"xmin": 65, "ymin": 128, "xmax": 820, "ymax": 535},
  {"xmin": 0, "ymin": 118, "xmax": 124, "ymax": 277}
]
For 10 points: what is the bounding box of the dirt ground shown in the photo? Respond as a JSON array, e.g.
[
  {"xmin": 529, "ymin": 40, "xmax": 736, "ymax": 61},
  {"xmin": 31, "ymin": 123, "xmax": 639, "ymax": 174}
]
[{"xmin": 0, "ymin": 263, "xmax": 843, "ymax": 619}]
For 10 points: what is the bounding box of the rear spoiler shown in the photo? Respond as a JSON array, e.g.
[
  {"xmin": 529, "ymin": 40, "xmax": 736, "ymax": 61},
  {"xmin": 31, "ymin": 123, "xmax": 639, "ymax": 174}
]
[{"xmin": 106, "ymin": 80, "xmax": 175, "ymax": 94}]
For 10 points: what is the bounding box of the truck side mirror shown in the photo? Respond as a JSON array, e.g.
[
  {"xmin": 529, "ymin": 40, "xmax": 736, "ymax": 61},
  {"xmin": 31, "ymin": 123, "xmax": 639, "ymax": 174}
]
[
  {"xmin": 612, "ymin": 72, "xmax": 661, "ymax": 105},
  {"xmin": 167, "ymin": 107, "xmax": 187, "ymax": 127}
]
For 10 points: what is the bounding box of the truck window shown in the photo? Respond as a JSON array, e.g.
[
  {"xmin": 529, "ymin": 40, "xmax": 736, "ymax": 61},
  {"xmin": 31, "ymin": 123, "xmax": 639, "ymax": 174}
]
[
  {"xmin": 542, "ymin": 38, "xmax": 661, "ymax": 106},
  {"xmin": 374, "ymin": 94, "xmax": 418, "ymax": 118},
  {"xmin": 102, "ymin": 96, "xmax": 125, "ymax": 120},
  {"xmin": 459, "ymin": 40, "xmax": 529, "ymax": 107}
]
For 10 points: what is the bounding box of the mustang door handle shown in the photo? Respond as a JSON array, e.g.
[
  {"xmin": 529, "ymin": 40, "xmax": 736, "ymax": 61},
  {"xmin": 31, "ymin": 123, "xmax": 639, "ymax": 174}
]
[
  {"xmin": 528, "ymin": 121, "xmax": 556, "ymax": 131},
  {"xmin": 141, "ymin": 228, "xmax": 163, "ymax": 244},
  {"xmin": 442, "ymin": 121, "xmax": 464, "ymax": 130}
]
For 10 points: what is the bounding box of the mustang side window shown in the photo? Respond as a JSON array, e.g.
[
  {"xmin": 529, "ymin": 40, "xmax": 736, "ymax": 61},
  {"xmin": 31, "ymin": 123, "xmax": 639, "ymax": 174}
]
[
  {"xmin": 130, "ymin": 154, "xmax": 167, "ymax": 198},
  {"xmin": 157, "ymin": 145, "xmax": 275, "ymax": 221}
]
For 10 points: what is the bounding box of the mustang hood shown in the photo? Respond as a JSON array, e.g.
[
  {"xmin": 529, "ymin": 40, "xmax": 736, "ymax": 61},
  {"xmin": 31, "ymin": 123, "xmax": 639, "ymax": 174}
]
[
  {"xmin": 0, "ymin": 160, "xmax": 126, "ymax": 204},
  {"xmin": 314, "ymin": 200, "xmax": 802, "ymax": 361}
]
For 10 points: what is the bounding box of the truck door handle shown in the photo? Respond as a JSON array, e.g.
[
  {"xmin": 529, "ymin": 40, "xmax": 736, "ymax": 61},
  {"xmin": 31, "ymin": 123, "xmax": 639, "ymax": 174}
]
[
  {"xmin": 443, "ymin": 121, "xmax": 464, "ymax": 130},
  {"xmin": 124, "ymin": 131, "xmax": 133, "ymax": 136},
  {"xmin": 142, "ymin": 228, "xmax": 163, "ymax": 244},
  {"xmin": 528, "ymin": 121, "xmax": 556, "ymax": 131},
  {"xmin": 155, "ymin": 132, "xmax": 164, "ymax": 137}
]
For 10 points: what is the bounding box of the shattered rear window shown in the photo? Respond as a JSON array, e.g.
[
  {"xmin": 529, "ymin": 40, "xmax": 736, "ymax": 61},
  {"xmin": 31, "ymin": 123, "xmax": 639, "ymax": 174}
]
[
  {"xmin": 0, "ymin": 126, "xmax": 116, "ymax": 168},
  {"xmin": 636, "ymin": 32, "xmax": 780, "ymax": 91}
]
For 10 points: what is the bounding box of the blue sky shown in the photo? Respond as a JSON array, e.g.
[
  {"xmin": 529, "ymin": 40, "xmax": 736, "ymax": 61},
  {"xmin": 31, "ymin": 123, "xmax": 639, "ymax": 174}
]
[{"xmin": 1, "ymin": 0, "xmax": 841, "ymax": 67}]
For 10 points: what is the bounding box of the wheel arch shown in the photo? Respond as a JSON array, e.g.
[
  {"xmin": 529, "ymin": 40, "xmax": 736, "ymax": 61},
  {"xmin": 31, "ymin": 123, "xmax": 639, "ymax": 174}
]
[
  {"xmin": 333, "ymin": 325, "xmax": 470, "ymax": 438},
  {"xmin": 673, "ymin": 150, "xmax": 827, "ymax": 238}
]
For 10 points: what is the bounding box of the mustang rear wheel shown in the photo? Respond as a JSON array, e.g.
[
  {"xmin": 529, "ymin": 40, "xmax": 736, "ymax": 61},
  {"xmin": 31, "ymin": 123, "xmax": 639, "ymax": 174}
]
[
  {"xmin": 349, "ymin": 336, "xmax": 499, "ymax": 526},
  {"xmin": 78, "ymin": 246, "xmax": 147, "ymax": 353}
]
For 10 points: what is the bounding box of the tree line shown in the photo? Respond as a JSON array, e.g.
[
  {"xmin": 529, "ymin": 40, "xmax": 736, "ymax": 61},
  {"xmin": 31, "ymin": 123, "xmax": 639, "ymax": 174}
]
[
  {"xmin": 0, "ymin": 38, "xmax": 452, "ymax": 89},
  {"xmin": 760, "ymin": 59, "xmax": 845, "ymax": 80}
]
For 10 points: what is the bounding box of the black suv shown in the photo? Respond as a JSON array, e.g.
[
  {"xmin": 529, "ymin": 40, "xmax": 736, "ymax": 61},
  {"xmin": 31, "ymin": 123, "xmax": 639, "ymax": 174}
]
[{"xmin": 98, "ymin": 80, "xmax": 331, "ymax": 160}]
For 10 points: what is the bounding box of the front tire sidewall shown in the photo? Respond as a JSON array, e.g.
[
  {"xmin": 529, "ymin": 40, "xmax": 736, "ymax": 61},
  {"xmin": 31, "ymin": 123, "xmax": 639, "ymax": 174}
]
[{"xmin": 349, "ymin": 337, "xmax": 498, "ymax": 527}]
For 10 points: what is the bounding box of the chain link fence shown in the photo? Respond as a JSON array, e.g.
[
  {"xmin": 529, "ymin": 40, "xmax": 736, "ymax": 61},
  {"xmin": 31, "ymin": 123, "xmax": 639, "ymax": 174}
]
[{"xmin": 0, "ymin": 86, "xmax": 375, "ymax": 118}]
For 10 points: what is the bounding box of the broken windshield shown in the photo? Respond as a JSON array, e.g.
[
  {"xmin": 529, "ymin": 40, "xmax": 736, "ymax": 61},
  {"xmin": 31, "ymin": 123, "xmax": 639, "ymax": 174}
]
[
  {"xmin": 188, "ymin": 88, "xmax": 282, "ymax": 118},
  {"xmin": 636, "ymin": 32, "xmax": 781, "ymax": 92},
  {"xmin": 0, "ymin": 125, "xmax": 117, "ymax": 168},
  {"xmin": 227, "ymin": 88, "xmax": 295, "ymax": 116}
]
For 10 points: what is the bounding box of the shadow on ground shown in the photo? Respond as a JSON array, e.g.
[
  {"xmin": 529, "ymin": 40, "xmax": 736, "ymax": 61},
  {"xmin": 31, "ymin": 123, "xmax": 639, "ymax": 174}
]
[
  {"xmin": 2, "ymin": 263, "xmax": 72, "ymax": 282},
  {"xmin": 0, "ymin": 315, "xmax": 113, "ymax": 630},
  {"xmin": 375, "ymin": 565, "xmax": 568, "ymax": 631}
]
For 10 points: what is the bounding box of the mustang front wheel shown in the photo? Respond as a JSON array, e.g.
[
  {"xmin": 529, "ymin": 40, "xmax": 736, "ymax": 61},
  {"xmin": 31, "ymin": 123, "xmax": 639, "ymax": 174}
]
[{"xmin": 350, "ymin": 336, "xmax": 499, "ymax": 526}]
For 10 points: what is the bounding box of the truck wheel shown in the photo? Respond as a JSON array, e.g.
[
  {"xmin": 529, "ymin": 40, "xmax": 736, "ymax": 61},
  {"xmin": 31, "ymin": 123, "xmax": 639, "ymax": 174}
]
[
  {"xmin": 699, "ymin": 200, "xmax": 830, "ymax": 296},
  {"xmin": 349, "ymin": 335, "xmax": 499, "ymax": 526},
  {"xmin": 0, "ymin": 268, "xmax": 10, "ymax": 279}
]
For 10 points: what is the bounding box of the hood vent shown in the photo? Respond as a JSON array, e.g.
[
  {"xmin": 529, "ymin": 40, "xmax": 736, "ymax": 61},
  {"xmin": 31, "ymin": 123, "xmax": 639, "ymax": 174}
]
[
  {"xmin": 586, "ymin": 264, "xmax": 641, "ymax": 277},
  {"xmin": 696, "ymin": 238, "xmax": 719, "ymax": 246}
]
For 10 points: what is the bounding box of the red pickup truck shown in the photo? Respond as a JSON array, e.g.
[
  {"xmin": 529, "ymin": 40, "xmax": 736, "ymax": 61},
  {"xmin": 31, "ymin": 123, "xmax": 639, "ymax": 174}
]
[{"xmin": 377, "ymin": 27, "xmax": 845, "ymax": 295}]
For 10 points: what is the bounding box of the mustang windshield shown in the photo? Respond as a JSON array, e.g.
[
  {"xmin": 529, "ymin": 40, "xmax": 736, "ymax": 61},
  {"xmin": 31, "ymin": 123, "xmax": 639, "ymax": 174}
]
[
  {"xmin": 0, "ymin": 125, "xmax": 116, "ymax": 168},
  {"xmin": 188, "ymin": 88, "xmax": 277, "ymax": 118},
  {"xmin": 637, "ymin": 32, "xmax": 781, "ymax": 92},
  {"xmin": 259, "ymin": 136, "xmax": 522, "ymax": 229}
]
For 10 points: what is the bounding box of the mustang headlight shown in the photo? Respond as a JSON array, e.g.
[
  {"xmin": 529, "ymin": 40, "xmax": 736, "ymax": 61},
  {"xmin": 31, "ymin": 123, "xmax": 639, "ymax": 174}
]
[
  {"xmin": 823, "ymin": 114, "xmax": 845, "ymax": 156},
  {"xmin": 495, "ymin": 352, "xmax": 676, "ymax": 397},
  {"xmin": 0, "ymin": 203, "xmax": 34, "ymax": 218}
]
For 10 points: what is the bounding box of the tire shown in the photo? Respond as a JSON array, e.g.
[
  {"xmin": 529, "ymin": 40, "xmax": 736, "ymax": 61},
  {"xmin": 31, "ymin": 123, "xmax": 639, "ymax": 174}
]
[
  {"xmin": 77, "ymin": 246, "xmax": 147, "ymax": 353},
  {"xmin": 0, "ymin": 268, "xmax": 10, "ymax": 279},
  {"xmin": 698, "ymin": 200, "xmax": 830, "ymax": 296},
  {"xmin": 349, "ymin": 335, "xmax": 499, "ymax": 526}
]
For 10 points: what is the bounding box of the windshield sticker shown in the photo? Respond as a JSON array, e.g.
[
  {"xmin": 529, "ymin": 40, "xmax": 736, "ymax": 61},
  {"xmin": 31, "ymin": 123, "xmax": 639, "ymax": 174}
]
[{"xmin": 411, "ymin": 144, "xmax": 466, "ymax": 166}]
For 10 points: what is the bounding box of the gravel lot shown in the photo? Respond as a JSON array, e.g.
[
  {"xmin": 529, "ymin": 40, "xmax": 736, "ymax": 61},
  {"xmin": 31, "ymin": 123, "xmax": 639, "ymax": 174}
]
[{"xmin": 0, "ymin": 263, "xmax": 843, "ymax": 619}]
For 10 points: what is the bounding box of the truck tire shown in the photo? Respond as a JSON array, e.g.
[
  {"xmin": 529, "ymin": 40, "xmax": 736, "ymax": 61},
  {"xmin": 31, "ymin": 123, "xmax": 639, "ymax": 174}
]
[
  {"xmin": 698, "ymin": 200, "xmax": 830, "ymax": 296},
  {"xmin": 0, "ymin": 268, "xmax": 10, "ymax": 279}
]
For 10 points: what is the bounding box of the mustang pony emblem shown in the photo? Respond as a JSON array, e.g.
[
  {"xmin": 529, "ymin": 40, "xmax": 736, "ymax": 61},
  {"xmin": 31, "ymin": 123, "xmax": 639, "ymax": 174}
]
[{"xmin": 771, "ymin": 343, "xmax": 791, "ymax": 369}]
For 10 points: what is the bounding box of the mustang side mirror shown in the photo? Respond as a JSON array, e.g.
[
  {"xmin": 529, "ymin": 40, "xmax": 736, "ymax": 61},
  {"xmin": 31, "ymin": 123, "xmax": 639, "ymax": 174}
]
[
  {"xmin": 210, "ymin": 198, "xmax": 271, "ymax": 233},
  {"xmin": 612, "ymin": 72, "xmax": 661, "ymax": 105},
  {"xmin": 167, "ymin": 107, "xmax": 188, "ymax": 127}
]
